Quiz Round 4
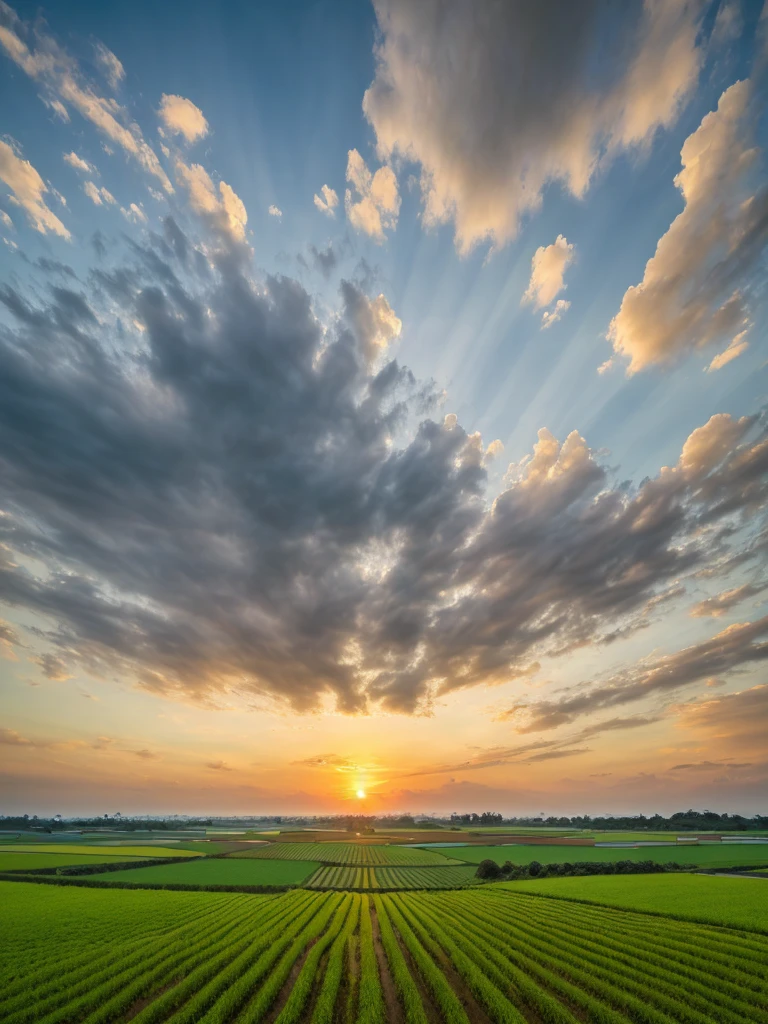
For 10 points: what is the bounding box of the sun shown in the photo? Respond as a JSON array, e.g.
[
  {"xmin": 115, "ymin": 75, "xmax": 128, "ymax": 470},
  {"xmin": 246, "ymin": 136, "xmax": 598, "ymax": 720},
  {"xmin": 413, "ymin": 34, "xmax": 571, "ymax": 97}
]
[{"xmin": 356, "ymin": 788, "xmax": 366, "ymax": 799}]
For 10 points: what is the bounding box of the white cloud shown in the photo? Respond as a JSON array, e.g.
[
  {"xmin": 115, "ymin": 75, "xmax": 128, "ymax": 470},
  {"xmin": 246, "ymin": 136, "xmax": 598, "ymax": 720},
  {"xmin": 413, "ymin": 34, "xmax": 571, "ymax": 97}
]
[
  {"xmin": 268, "ymin": 204, "xmax": 282, "ymax": 218},
  {"xmin": 83, "ymin": 180, "xmax": 115, "ymax": 206},
  {"xmin": 0, "ymin": 209, "xmax": 13, "ymax": 231},
  {"xmin": 0, "ymin": 140, "xmax": 69, "ymax": 237},
  {"xmin": 344, "ymin": 149, "xmax": 400, "ymax": 241},
  {"xmin": 158, "ymin": 94, "xmax": 208, "ymax": 144},
  {"xmin": 523, "ymin": 234, "xmax": 575, "ymax": 309},
  {"xmin": 541, "ymin": 299, "xmax": 571, "ymax": 330},
  {"xmin": 363, "ymin": 0, "xmax": 703, "ymax": 253},
  {"xmin": 608, "ymin": 79, "xmax": 766, "ymax": 373},
  {"xmin": 120, "ymin": 202, "xmax": 146, "ymax": 223},
  {"xmin": 0, "ymin": 8, "xmax": 172, "ymax": 192},
  {"xmin": 342, "ymin": 282, "xmax": 402, "ymax": 364},
  {"xmin": 63, "ymin": 151, "xmax": 94, "ymax": 174},
  {"xmin": 175, "ymin": 160, "xmax": 247, "ymax": 241},
  {"xmin": 314, "ymin": 183, "xmax": 339, "ymax": 216},
  {"xmin": 93, "ymin": 42, "xmax": 125, "ymax": 90}
]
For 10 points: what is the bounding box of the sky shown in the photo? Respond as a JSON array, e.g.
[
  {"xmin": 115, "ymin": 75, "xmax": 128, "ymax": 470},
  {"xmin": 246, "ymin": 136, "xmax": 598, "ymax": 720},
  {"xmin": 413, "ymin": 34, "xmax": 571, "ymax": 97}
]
[{"xmin": 0, "ymin": 0, "xmax": 766, "ymax": 819}]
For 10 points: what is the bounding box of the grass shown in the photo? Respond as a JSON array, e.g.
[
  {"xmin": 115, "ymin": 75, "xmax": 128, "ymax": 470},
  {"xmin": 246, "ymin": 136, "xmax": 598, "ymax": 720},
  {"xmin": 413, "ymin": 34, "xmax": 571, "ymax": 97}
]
[
  {"xmin": 91, "ymin": 857, "xmax": 320, "ymax": 887},
  {"xmin": 448, "ymin": 842, "xmax": 768, "ymax": 869},
  {"xmin": 233, "ymin": 842, "xmax": 458, "ymax": 866},
  {"xmin": 497, "ymin": 872, "xmax": 768, "ymax": 932},
  {"xmin": 5, "ymin": 880, "xmax": 765, "ymax": 1024}
]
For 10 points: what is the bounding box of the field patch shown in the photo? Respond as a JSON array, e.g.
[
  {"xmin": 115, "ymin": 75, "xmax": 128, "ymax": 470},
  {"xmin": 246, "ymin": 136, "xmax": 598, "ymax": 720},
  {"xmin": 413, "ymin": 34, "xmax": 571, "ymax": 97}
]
[
  {"xmin": 0, "ymin": 843, "xmax": 201, "ymax": 858},
  {"xmin": 305, "ymin": 863, "xmax": 479, "ymax": 889},
  {"xmin": 233, "ymin": 841, "xmax": 458, "ymax": 865},
  {"xmin": 0, "ymin": 852, "xmax": 164, "ymax": 873},
  {"xmin": 448, "ymin": 842, "xmax": 768, "ymax": 869},
  {"xmin": 90, "ymin": 857, "xmax": 319, "ymax": 887},
  {"xmin": 498, "ymin": 872, "xmax": 768, "ymax": 931},
  {"xmin": 3, "ymin": 880, "xmax": 767, "ymax": 1024}
]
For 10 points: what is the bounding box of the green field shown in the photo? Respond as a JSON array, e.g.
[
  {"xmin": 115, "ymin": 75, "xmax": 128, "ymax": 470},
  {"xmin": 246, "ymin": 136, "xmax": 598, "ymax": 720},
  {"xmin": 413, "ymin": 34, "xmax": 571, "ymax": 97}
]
[
  {"xmin": 0, "ymin": 843, "xmax": 201, "ymax": 858},
  {"xmin": 0, "ymin": 852, "xmax": 165, "ymax": 873},
  {"xmin": 93, "ymin": 857, "xmax": 319, "ymax": 887},
  {"xmin": 448, "ymin": 842, "xmax": 768, "ymax": 869},
  {"xmin": 305, "ymin": 864, "xmax": 479, "ymax": 890},
  {"xmin": 3, "ymin": 880, "xmax": 767, "ymax": 1023},
  {"xmin": 498, "ymin": 873, "xmax": 768, "ymax": 932},
  {"xmin": 234, "ymin": 842, "xmax": 458, "ymax": 865}
]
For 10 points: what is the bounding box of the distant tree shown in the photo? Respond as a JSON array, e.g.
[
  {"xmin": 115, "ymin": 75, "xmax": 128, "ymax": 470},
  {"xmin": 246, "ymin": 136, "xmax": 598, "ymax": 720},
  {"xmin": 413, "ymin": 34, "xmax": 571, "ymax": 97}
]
[{"xmin": 528, "ymin": 860, "xmax": 543, "ymax": 877}]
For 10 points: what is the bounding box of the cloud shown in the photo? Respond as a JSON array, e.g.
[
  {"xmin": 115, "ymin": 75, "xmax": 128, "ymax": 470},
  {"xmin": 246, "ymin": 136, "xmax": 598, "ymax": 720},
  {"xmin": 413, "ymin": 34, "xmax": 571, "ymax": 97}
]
[
  {"xmin": 0, "ymin": 209, "xmax": 13, "ymax": 231},
  {"xmin": 0, "ymin": 727, "xmax": 31, "ymax": 745},
  {"xmin": 689, "ymin": 583, "xmax": 766, "ymax": 618},
  {"xmin": 130, "ymin": 748, "xmax": 159, "ymax": 760},
  {"xmin": 83, "ymin": 181, "xmax": 115, "ymax": 206},
  {"xmin": 345, "ymin": 149, "xmax": 400, "ymax": 241},
  {"xmin": 94, "ymin": 42, "xmax": 125, "ymax": 89},
  {"xmin": 518, "ymin": 616, "xmax": 768, "ymax": 731},
  {"xmin": 541, "ymin": 299, "xmax": 571, "ymax": 330},
  {"xmin": 675, "ymin": 683, "xmax": 768, "ymax": 751},
  {"xmin": 120, "ymin": 202, "xmax": 146, "ymax": 223},
  {"xmin": 306, "ymin": 242, "xmax": 339, "ymax": 278},
  {"xmin": 36, "ymin": 652, "xmax": 72, "ymax": 680},
  {"xmin": 268, "ymin": 204, "xmax": 282, "ymax": 218},
  {"xmin": 63, "ymin": 151, "xmax": 94, "ymax": 174},
  {"xmin": 0, "ymin": 202, "xmax": 765, "ymax": 719},
  {"xmin": 0, "ymin": 5, "xmax": 172, "ymax": 191},
  {"xmin": 205, "ymin": 759, "xmax": 232, "ymax": 771},
  {"xmin": 313, "ymin": 184, "xmax": 338, "ymax": 216},
  {"xmin": 706, "ymin": 331, "xmax": 750, "ymax": 372},
  {"xmin": 175, "ymin": 160, "xmax": 247, "ymax": 241},
  {"xmin": 669, "ymin": 760, "xmax": 752, "ymax": 772},
  {"xmin": 0, "ymin": 140, "xmax": 69, "ymax": 237},
  {"xmin": 523, "ymin": 235, "xmax": 575, "ymax": 309},
  {"xmin": 608, "ymin": 79, "xmax": 767, "ymax": 373},
  {"xmin": 363, "ymin": 0, "xmax": 703, "ymax": 253},
  {"xmin": 158, "ymin": 94, "xmax": 208, "ymax": 144}
]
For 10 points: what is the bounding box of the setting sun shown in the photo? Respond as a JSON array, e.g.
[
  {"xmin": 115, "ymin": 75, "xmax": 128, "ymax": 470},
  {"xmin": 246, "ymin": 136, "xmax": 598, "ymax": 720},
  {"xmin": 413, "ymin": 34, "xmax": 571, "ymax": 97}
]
[{"xmin": 356, "ymin": 789, "xmax": 366, "ymax": 799}]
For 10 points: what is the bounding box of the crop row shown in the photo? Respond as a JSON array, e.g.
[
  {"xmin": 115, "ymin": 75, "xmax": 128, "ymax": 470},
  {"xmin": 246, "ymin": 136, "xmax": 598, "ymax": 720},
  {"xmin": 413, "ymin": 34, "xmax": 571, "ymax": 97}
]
[
  {"xmin": 4, "ymin": 880, "xmax": 767, "ymax": 1023},
  {"xmin": 306, "ymin": 864, "xmax": 479, "ymax": 890},
  {"xmin": 232, "ymin": 842, "xmax": 454, "ymax": 865}
]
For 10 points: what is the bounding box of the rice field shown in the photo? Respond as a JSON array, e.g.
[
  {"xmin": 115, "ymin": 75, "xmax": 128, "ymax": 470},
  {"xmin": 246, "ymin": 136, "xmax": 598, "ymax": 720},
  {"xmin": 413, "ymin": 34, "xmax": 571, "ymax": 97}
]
[
  {"xmin": 233, "ymin": 842, "xmax": 458, "ymax": 866},
  {"xmin": 305, "ymin": 864, "xmax": 479, "ymax": 890},
  {"xmin": 448, "ymin": 842, "xmax": 768, "ymax": 870},
  {"xmin": 96, "ymin": 858, "xmax": 320, "ymax": 887},
  {"xmin": 3, "ymin": 879, "xmax": 767, "ymax": 1024},
  {"xmin": 499, "ymin": 872, "xmax": 768, "ymax": 932},
  {"xmin": 0, "ymin": 852, "xmax": 183, "ymax": 873}
]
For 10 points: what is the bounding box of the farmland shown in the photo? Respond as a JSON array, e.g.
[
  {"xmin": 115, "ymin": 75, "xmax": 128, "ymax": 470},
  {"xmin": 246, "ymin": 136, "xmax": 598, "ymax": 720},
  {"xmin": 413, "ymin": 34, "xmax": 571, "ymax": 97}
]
[
  {"xmin": 499, "ymin": 873, "xmax": 768, "ymax": 931},
  {"xmin": 305, "ymin": 864, "xmax": 479, "ymax": 890},
  {"xmin": 448, "ymin": 841, "xmax": 768, "ymax": 870},
  {"xmin": 234, "ymin": 842, "xmax": 458, "ymax": 865},
  {"xmin": 97, "ymin": 857, "xmax": 320, "ymax": 887},
  {"xmin": 0, "ymin": 843, "xmax": 202, "ymax": 858},
  {"xmin": 3, "ymin": 879, "xmax": 767, "ymax": 1024}
]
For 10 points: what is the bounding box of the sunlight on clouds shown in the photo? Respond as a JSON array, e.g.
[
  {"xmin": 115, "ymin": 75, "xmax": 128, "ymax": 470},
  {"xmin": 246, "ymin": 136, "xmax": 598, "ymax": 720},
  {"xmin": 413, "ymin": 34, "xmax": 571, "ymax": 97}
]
[
  {"xmin": 523, "ymin": 235, "xmax": 575, "ymax": 309},
  {"xmin": 158, "ymin": 94, "xmax": 209, "ymax": 144},
  {"xmin": 0, "ymin": 7, "xmax": 172, "ymax": 191},
  {"xmin": 314, "ymin": 183, "xmax": 339, "ymax": 216},
  {"xmin": 609, "ymin": 80, "xmax": 765, "ymax": 373},
  {"xmin": 345, "ymin": 149, "xmax": 400, "ymax": 241},
  {"xmin": 175, "ymin": 160, "xmax": 247, "ymax": 241},
  {"xmin": 0, "ymin": 140, "xmax": 69, "ymax": 237},
  {"xmin": 363, "ymin": 0, "xmax": 702, "ymax": 253},
  {"xmin": 83, "ymin": 180, "xmax": 115, "ymax": 206}
]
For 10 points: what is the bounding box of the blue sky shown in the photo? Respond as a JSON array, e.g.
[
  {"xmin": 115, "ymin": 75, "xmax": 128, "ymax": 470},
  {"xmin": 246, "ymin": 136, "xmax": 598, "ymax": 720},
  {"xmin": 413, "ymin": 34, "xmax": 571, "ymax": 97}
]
[{"xmin": 0, "ymin": 0, "xmax": 766, "ymax": 815}]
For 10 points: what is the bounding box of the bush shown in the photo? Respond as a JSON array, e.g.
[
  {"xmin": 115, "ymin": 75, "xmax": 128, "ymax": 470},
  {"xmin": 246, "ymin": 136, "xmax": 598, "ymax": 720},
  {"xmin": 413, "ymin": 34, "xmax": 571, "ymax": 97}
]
[
  {"xmin": 528, "ymin": 860, "xmax": 543, "ymax": 877},
  {"xmin": 475, "ymin": 859, "xmax": 502, "ymax": 880}
]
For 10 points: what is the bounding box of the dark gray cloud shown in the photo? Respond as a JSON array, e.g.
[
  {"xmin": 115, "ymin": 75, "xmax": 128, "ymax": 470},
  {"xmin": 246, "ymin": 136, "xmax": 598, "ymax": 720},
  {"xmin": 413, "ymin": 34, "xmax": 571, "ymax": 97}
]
[{"xmin": 0, "ymin": 213, "xmax": 766, "ymax": 716}]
